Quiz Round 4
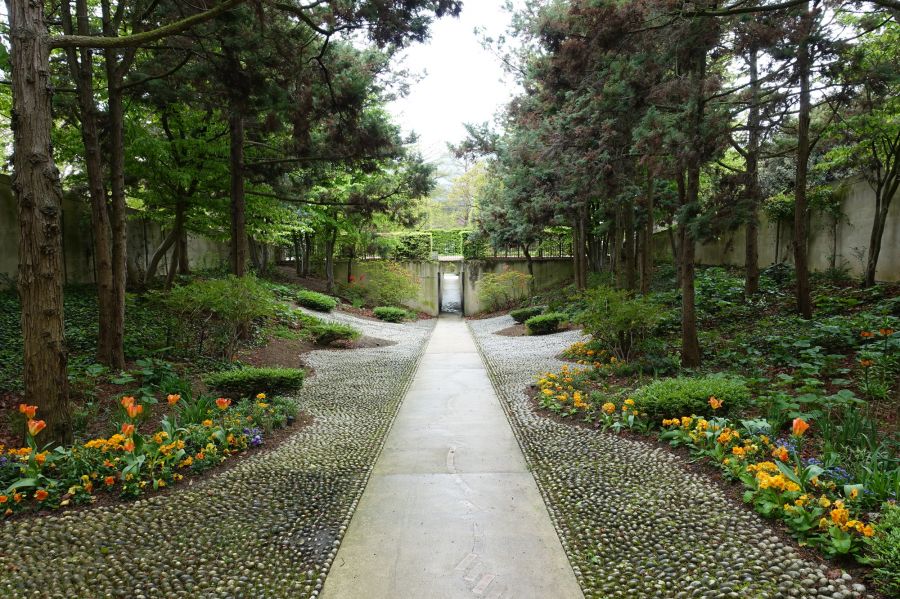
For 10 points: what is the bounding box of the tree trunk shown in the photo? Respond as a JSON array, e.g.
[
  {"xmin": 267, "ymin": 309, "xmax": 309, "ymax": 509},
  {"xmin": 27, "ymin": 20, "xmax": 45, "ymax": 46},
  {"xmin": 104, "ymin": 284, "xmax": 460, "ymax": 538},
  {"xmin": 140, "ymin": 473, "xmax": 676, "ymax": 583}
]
[
  {"xmin": 103, "ymin": 54, "xmax": 127, "ymax": 370},
  {"xmin": 744, "ymin": 45, "xmax": 761, "ymax": 297},
  {"xmin": 325, "ymin": 227, "xmax": 337, "ymax": 293},
  {"xmin": 793, "ymin": 1, "xmax": 813, "ymax": 319},
  {"xmin": 292, "ymin": 233, "xmax": 302, "ymax": 276},
  {"xmin": 8, "ymin": 0, "xmax": 73, "ymax": 444},
  {"xmin": 302, "ymin": 233, "xmax": 312, "ymax": 277},
  {"xmin": 621, "ymin": 202, "xmax": 637, "ymax": 291},
  {"xmin": 144, "ymin": 201, "xmax": 185, "ymax": 284},
  {"xmin": 164, "ymin": 238, "xmax": 180, "ymax": 291},
  {"xmin": 640, "ymin": 171, "xmax": 654, "ymax": 295},
  {"xmin": 178, "ymin": 228, "xmax": 189, "ymax": 274},
  {"xmin": 248, "ymin": 236, "xmax": 261, "ymax": 271},
  {"xmin": 864, "ymin": 190, "xmax": 894, "ymax": 287},
  {"xmin": 61, "ymin": 0, "xmax": 120, "ymax": 369},
  {"xmin": 229, "ymin": 109, "xmax": 247, "ymax": 277},
  {"xmin": 523, "ymin": 244, "xmax": 535, "ymax": 294}
]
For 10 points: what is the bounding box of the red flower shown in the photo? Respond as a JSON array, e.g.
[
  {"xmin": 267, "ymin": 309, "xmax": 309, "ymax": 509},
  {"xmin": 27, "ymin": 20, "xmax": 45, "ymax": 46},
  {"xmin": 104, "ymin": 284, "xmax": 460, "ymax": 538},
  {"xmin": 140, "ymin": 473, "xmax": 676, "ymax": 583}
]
[
  {"xmin": 791, "ymin": 418, "xmax": 809, "ymax": 437},
  {"xmin": 34, "ymin": 489, "xmax": 49, "ymax": 502},
  {"xmin": 27, "ymin": 419, "xmax": 46, "ymax": 437},
  {"xmin": 215, "ymin": 398, "xmax": 231, "ymax": 411},
  {"xmin": 18, "ymin": 404, "xmax": 37, "ymax": 419}
]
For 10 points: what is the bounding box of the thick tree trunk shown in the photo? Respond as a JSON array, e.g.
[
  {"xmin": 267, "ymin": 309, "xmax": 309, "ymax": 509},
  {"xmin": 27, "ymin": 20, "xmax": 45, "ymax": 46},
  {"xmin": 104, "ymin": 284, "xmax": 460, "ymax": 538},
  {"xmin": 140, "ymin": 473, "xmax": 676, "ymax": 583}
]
[
  {"xmin": 8, "ymin": 0, "xmax": 73, "ymax": 444},
  {"xmin": 103, "ymin": 57, "xmax": 127, "ymax": 370},
  {"xmin": 229, "ymin": 109, "xmax": 248, "ymax": 277},
  {"xmin": 325, "ymin": 228, "xmax": 337, "ymax": 293},
  {"xmin": 61, "ymin": 0, "xmax": 121, "ymax": 369},
  {"xmin": 793, "ymin": 2, "xmax": 813, "ymax": 319}
]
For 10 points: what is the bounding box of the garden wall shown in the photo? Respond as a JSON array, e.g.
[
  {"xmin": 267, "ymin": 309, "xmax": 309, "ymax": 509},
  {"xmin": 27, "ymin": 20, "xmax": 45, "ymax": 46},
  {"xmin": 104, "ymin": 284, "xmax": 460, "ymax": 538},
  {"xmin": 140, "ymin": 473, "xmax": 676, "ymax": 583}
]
[
  {"xmin": 689, "ymin": 179, "xmax": 900, "ymax": 281},
  {"xmin": 0, "ymin": 174, "xmax": 231, "ymax": 288},
  {"xmin": 462, "ymin": 258, "xmax": 574, "ymax": 315},
  {"xmin": 331, "ymin": 259, "xmax": 441, "ymax": 316}
]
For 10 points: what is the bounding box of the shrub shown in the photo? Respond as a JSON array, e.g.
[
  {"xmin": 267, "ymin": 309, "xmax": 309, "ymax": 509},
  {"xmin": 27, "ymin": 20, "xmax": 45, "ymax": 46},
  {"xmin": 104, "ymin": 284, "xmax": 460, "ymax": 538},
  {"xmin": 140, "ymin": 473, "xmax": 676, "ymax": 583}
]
[
  {"xmin": 510, "ymin": 306, "xmax": 544, "ymax": 323},
  {"xmin": 868, "ymin": 502, "xmax": 900, "ymax": 596},
  {"xmin": 162, "ymin": 275, "xmax": 277, "ymax": 358},
  {"xmin": 525, "ymin": 312, "xmax": 567, "ymax": 335},
  {"xmin": 373, "ymin": 306, "xmax": 409, "ymax": 322},
  {"xmin": 204, "ymin": 367, "xmax": 305, "ymax": 397},
  {"xmin": 576, "ymin": 286, "xmax": 661, "ymax": 361},
  {"xmin": 634, "ymin": 374, "xmax": 750, "ymax": 420},
  {"xmin": 309, "ymin": 323, "xmax": 360, "ymax": 345},
  {"xmin": 297, "ymin": 290, "xmax": 338, "ymax": 312},
  {"xmin": 340, "ymin": 261, "xmax": 418, "ymax": 307},
  {"xmin": 477, "ymin": 269, "xmax": 532, "ymax": 312}
]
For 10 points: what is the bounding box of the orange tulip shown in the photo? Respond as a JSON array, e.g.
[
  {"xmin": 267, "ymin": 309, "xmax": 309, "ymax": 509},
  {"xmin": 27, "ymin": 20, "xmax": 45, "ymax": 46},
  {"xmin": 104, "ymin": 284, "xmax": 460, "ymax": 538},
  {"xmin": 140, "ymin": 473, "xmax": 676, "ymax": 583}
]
[
  {"xmin": 215, "ymin": 398, "xmax": 231, "ymax": 411},
  {"xmin": 18, "ymin": 404, "xmax": 37, "ymax": 419},
  {"xmin": 879, "ymin": 328, "xmax": 894, "ymax": 336},
  {"xmin": 104, "ymin": 476, "xmax": 116, "ymax": 486},
  {"xmin": 123, "ymin": 439, "xmax": 135, "ymax": 452},
  {"xmin": 792, "ymin": 418, "xmax": 810, "ymax": 437},
  {"xmin": 708, "ymin": 396, "xmax": 723, "ymax": 410},
  {"xmin": 26, "ymin": 419, "xmax": 46, "ymax": 437},
  {"xmin": 34, "ymin": 489, "xmax": 49, "ymax": 502},
  {"xmin": 125, "ymin": 404, "xmax": 143, "ymax": 419},
  {"xmin": 167, "ymin": 394, "xmax": 181, "ymax": 406},
  {"xmin": 121, "ymin": 423, "xmax": 135, "ymax": 437},
  {"xmin": 120, "ymin": 396, "xmax": 135, "ymax": 408}
]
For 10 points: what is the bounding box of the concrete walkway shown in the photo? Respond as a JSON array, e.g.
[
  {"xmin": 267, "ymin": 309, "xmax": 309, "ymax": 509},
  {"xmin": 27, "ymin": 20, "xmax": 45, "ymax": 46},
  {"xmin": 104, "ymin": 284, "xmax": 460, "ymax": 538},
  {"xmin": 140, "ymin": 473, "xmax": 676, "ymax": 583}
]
[{"xmin": 322, "ymin": 316, "xmax": 582, "ymax": 599}]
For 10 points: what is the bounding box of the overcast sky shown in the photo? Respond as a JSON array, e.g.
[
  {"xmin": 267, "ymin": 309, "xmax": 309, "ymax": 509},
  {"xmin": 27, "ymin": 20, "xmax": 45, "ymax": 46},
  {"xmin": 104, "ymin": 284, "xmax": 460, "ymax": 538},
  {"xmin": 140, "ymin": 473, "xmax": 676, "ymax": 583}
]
[{"xmin": 388, "ymin": 2, "xmax": 520, "ymax": 166}]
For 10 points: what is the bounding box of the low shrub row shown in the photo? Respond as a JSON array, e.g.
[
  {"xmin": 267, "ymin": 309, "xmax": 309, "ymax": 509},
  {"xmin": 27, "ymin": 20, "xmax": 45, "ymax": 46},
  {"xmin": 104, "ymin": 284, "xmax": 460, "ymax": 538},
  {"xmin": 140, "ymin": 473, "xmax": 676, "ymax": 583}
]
[
  {"xmin": 525, "ymin": 312, "xmax": 567, "ymax": 335},
  {"xmin": 373, "ymin": 306, "xmax": 410, "ymax": 322},
  {"xmin": 204, "ymin": 367, "xmax": 305, "ymax": 397},
  {"xmin": 296, "ymin": 290, "xmax": 338, "ymax": 312}
]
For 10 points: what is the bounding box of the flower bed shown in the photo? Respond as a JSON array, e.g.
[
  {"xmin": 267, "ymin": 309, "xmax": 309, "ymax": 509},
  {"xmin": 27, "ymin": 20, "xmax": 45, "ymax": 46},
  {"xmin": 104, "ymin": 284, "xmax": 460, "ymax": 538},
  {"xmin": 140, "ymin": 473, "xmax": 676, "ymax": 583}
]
[
  {"xmin": 535, "ymin": 334, "xmax": 897, "ymax": 580},
  {"xmin": 1, "ymin": 391, "xmax": 299, "ymax": 516}
]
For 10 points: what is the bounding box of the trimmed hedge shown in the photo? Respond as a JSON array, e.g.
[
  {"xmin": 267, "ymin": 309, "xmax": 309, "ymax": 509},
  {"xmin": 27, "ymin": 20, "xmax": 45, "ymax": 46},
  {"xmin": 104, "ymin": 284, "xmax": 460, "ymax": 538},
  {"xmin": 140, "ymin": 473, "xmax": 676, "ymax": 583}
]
[
  {"xmin": 310, "ymin": 323, "xmax": 360, "ymax": 345},
  {"xmin": 373, "ymin": 306, "xmax": 409, "ymax": 322},
  {"xmin": 510, "ymin": 306, "xmax": 544, "ymax": 324},
  {"xmin": 431, "ymin": 229, "xmax": 468, "ymax": 255},
  {"xmin": 634, "ymin": 374, "xmax": 750, "ymax": 421},
  {"xmin": 525, "ymin": 312, "xmax": 567, "ymax": 335},
  {"xmin": 392, "ymin": 232, "xmax": 433, "ymax": 261},
  {"xmin": 297, "ymin": 290, "xmax": 338, "ymax": 312},
  {"xmin": 204, "ymin": 367, "xmax": 305, "ymax": 397}
]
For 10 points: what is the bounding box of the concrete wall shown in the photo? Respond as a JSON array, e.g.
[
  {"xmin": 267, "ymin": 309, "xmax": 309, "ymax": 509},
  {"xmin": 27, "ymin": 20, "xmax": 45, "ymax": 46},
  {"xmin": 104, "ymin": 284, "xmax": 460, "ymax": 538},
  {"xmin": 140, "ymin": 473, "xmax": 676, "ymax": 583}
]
[
  {"xmin": 462, "ymin": 258, "xmax": 574, "ymax": 316},
  {"xmin": 331, "ymin": 259, "xmax": 441, "ymax": 316},
  {"xmin": 690, "ymin": 179, "xmax": 900, "ymax": 281},
  {"xmin": 1, "ymin": 174, "xmax": 232, "ymax": 287}
]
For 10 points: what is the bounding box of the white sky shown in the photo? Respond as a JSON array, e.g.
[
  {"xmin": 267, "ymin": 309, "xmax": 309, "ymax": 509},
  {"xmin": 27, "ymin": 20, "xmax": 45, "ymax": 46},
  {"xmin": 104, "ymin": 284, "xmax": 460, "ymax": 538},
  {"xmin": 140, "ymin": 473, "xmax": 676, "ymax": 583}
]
[{"xmin": 388, "ymin": 2, "xmax": 519, "ymax": 166}]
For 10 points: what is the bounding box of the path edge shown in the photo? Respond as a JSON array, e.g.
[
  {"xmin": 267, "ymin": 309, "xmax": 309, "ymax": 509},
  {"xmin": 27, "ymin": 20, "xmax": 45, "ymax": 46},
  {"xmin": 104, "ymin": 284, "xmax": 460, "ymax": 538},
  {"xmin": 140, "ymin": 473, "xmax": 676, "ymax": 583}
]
[
  {"xmin": 466, "ymin": 319, "xmax": 588, "ymax": 598},
  {"xmin": 316, "ymin": 318, "xmax": 436, "ymax": 596}
]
